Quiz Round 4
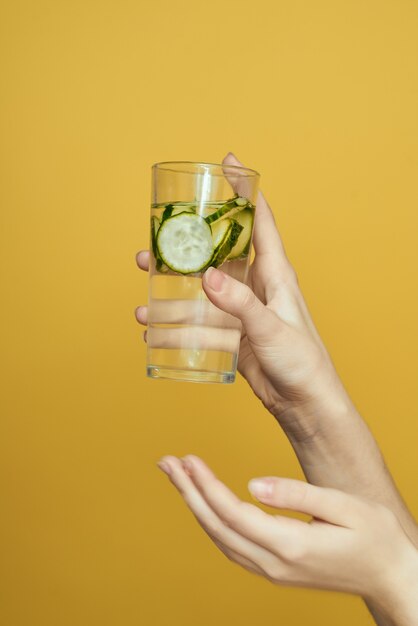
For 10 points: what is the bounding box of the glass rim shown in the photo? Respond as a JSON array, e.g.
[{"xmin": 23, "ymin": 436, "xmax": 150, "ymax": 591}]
[{"xmin": 152, "ymin": 160, "xmax": 260, "ymax": 178}]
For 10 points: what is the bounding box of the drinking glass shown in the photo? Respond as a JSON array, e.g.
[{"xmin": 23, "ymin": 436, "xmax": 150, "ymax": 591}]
[{"xmin": 147, "ymin": 161, "xmax": 260, "ymax": 383}]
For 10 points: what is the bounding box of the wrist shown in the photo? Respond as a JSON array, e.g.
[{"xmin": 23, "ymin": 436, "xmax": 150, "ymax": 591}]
[
  {"xmin": 268, "ymin": 349, "xmax": 358, "ymax": 443},
  {"xmin": 273, "ymin": 389, "xmax": 393, "ymax": 496},
  {"xmin": 272, "ymin": 385, "xmax": 359, "ymax": 446},
  {"xmin": 371, "ymin": 541, "xmax": 418, "ymax": 626}
]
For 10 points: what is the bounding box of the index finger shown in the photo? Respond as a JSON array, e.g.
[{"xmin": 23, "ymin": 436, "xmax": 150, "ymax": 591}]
[{"xmin": 182, "ymin": 455, "xmax": 310, "ymax": 555}]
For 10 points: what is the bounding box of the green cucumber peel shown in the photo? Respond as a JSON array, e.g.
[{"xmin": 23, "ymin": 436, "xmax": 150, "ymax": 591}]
[
  {"xmin": 162, "ymin": 204, "xmax": 175, "ymax": 221},
  {"xmin": 226, "ymin": 207, "xmax": 254, "ymax": 260},
  {"xmin": 209, "ymin": 219, "xmax": 244, "ymax": 268},
  {"xmin": 205, "ymin": 195, "xmax": 250, "ymax": 225},
  {"xmin": 162, "ymin": 203, "xmax": 196, "ymax": 221},
  {"xmin": 151, "ymin": 215, "xmax": 164, "ymax": 270}
]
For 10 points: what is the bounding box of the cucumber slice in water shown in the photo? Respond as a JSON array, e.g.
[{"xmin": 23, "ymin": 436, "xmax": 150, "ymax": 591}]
[
  {"xmin": 211, "ymin": 218, "xmax": 232, "ymax": 249},
  {"xmin": 205, "ymin": 196, "xmax": 249, "ymax": 224},
  {"xmin": 210, "ymin": 219, "xmax": 244, "ymax": 268},
  {"xmin": 156, "ymin": 212, "xmax": 214, "ymax": 274},
  {"xmin": 151, "ymin": 215, "xmax": 169, "ymax": 271},
  {"xmin": 227, "ymin": 209, "xmax": 254, "ymax": 259},
  {"xmin": 162, "ymin": 202, "xmax": 196, "ymax": 221},
  {"xmin": 151, "ymin": 215, "xmax": 160, "ymax": 259}
]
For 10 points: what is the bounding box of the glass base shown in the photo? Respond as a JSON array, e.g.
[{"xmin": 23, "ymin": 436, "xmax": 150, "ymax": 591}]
[{"xmin": 146, "ymin": 365, "xmax": 236, "ymax": 384}]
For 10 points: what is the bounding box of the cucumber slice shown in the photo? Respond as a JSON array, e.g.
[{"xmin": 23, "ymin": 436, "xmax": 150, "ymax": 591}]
[
  {"xmin": 156, "ymin": 212, "xmax": 214, "ymax": 274},
  {"xmin": 210, "ymin": 219, "xmax": 244, "ymax": 268},
  {"xmin": 150, "ymin": 215, "xmax": 167, "ymax": 272},
  {"xmin": 171, "ymin": 206, "xmax": 196, "ymax": 218},
  {"xmin": 161, "ymin": 204, "xmax": 174, "ymax": 221},
  {"xmin": 205, "ymin": 196, "xmax": 249, "ymax": 225},
  {"xmin": 162, "ymin": 202, "xmax": 196, "ymax": 221},
  {"xmin": 211, "ymin": 218, "xmax": 232, "ymax": 249},
  {"xmin": 151, "ymin": 215, "xmax": 160, "ymax": 259},
  {"xmin": 227, "ymin": 209, "xmax": 254, "ymax": 259}
]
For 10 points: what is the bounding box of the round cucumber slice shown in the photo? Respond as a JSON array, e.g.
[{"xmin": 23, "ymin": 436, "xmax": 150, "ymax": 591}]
[{"xmin": 156, "ymin": 212, "xmax": 214, "ymax": 274}]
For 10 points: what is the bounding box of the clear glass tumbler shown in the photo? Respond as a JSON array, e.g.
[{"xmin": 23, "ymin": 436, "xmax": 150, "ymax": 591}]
[{"xmin": 147, "ymin": 161, "xmax": 260, "ymax": 383}]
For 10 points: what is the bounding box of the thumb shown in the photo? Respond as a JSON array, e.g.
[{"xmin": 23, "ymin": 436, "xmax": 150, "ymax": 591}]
[
  {"xmin": 248, "ymin": 477, "xmax": 353, "ymax": 527},
  {"xmin": 202, "ymin": 266, "xmax": 281, "ymax": 345}
]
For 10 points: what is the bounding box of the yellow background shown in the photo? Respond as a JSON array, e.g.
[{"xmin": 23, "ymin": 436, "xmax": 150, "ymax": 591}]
[{"xmin": 1, "ymin": 1, "xmax": 417, "ymax": 624}]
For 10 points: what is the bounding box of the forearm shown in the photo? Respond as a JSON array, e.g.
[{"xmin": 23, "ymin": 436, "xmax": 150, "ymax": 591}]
[{"xmin": 276, "ymin": 395, "xmax": 418, "ymax": 546}]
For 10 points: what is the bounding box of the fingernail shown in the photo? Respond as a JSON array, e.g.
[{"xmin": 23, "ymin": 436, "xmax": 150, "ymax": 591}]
[
  {"xmin": 248, "ymin": 479, "xmax": 273, "ymax": 499},
  {"xmin": 225, "ymin": 151, "xmax": 237, "ymax": 159},
  {"xmin": 157, "ymin": 460, "xmax": 171, "ymax": 476},
  {"xmin": 204, "ymin": 267, "xmax": 226, "ymax": 292}
]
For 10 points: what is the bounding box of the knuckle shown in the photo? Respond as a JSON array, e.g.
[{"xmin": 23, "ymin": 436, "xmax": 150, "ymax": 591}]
[
  {"xmin": 279, "ymin": 538, "xmax": 307, "ymax": 563},
  {"xmin": 240, "ymin": 285, "xmax": 258, "ymax": 312},
  {"xmin": 198, "ymin": 479, "xmax": 217, "ymax": 502},
  {"xmin": 239, "ymin": 501, "xmax": 257, "ymax": 516},
  {"xmin": 223, "ymin": 501, "xmax": 252, "ymax": 529},
  {"xmin": 262, "ymin": 560, "xmax": 286, "ymax": 583},
  {"xmin": 218, "ymin": 499, "xmax": 244, "ymax": 529},
  {"xmin": 220, "ymin": 507, "xmax": 239, "ymax": 529},
  {"xmin": 286, "ymin": 480, "xmax": 309, "ymax": 508},
  {"xmin": 204, "ymin": 518, "xmax": 224, "ymax": 540},
  {"xmin": 273, "ymin": 262, "xmax": 299, "ymax": 289}
]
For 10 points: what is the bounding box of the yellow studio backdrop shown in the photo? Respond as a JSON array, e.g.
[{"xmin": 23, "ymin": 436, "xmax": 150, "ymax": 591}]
[{"xmin": 1, "ymin": 1, "xmax": 417, "ymax": 624}]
